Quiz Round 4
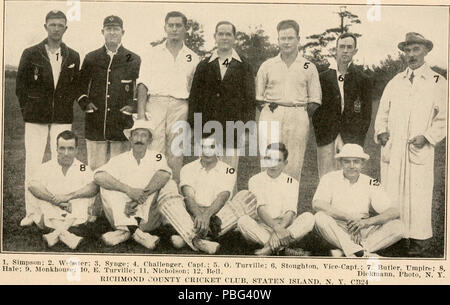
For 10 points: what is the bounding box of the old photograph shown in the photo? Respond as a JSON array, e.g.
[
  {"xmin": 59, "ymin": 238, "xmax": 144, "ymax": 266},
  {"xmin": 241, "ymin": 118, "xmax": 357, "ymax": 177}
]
[{"xmin": 1, "ymin": 0, "xmax": 448, "ymax": 265}]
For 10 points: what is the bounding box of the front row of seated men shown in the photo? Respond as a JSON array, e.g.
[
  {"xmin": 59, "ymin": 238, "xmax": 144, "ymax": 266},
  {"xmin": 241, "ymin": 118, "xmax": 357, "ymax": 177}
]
[{"xmin": 27, "ymin": 120, "xmax": 404, "ymax": 256}]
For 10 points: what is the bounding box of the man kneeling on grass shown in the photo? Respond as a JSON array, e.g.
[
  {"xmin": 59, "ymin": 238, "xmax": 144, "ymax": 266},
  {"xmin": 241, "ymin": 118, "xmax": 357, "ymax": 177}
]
[
  {"xmin": 313, "ymin": 143, "xmax": 405, "ymax": 257},
  {"xmin": 238, "ymin": 142, "xmax": 315, "ymax": 256},
  {"xmin": 28, "ymin": 130, "xmax": 98, "ymax": 250},
  {"xmin": 94, "ymin": 120, "xmax": 178, "ymax": 249}
]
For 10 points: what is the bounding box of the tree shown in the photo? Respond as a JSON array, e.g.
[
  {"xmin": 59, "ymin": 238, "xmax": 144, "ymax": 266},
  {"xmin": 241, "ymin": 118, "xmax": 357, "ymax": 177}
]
[
  {"xmin": 234, "ymin": 26, "xmax": 279, "ymax": 74},
  {"xmin": 150, "ymin": 19, "xmax": 206, "ymax": 56},
  {"xmin": 302, "ymin": 8, "xmax": 362, "ymax": 70}
]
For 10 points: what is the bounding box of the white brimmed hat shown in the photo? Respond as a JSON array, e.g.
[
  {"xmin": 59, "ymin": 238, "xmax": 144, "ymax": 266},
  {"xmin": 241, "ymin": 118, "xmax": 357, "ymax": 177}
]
[
  {"xmin": 123, "ymin": 120, "xmax": 154, "ymax": 140},
  {"xmin": 335, "ymin": 144, "xmax": 369, "ymax": 160}
]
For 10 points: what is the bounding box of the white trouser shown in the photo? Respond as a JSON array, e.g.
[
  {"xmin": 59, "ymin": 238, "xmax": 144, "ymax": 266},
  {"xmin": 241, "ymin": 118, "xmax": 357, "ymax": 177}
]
[
  {"xmin": 30, "ymin": 196, "xmax": 93, "ymax": 230},
  {"xmin": 86, "ymin": 140, "xmax": 129, "ymax": 171},
  {"xmin": 316, "ymin": 134, "xmax": 344, "ymax": 178},
  {"xmin": 146, "ymin": 95, "xmax": 189, "ymax": 184},
  {"xmin": 259, "ymin": 105, "xmax": 309, "ymax": 182},
  {"xmin": 314, "ymin": 211, "xmax": 405, "ymax": 256},
  {"xmin": 237, "ymin": 212, "xmax": 315, "ymax": 245},
  {"xmin": 24, "ymin": 123, "xmax": 72, "ymax": 221},
  {"xmin": 100, "ymin": 179, "xmax": 178, "ymax": 229}
]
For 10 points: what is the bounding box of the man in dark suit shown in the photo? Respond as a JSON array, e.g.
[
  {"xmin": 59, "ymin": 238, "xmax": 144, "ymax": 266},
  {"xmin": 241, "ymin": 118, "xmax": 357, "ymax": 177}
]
[
  {"xmin": 16, "ymin": 10, "xmax": 80, "ymax": 227},
  {"xmin": 77, "ymin": 15, "xmax": 141, "ymax": 171},
  {"xmin": 312, "ymin": 33, "xmax": 372, "ymax": 178},
  {"xmin": 188, "ymin": 21, "xmax": 255, "ymax": 192}
]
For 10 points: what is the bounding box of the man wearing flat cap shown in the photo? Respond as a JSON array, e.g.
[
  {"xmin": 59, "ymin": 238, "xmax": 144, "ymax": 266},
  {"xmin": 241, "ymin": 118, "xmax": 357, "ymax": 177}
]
[
  {"xmin": 78, "ymin": 15, "xmax": 141, "ymax": 171},
  {"xmin": 94, "ymin": 120, "xmax": 178, "ymax": 249},
  {"xmin": 374, "ymin": 33, "xmax": 447, "ymax": 256},
  {"xmin": 313, "ymin": 144, "xmax": 404, "ymax": 257},
  {"xmin": 16, "ymin": 10, "xmax": 80, "ymax": 227}
]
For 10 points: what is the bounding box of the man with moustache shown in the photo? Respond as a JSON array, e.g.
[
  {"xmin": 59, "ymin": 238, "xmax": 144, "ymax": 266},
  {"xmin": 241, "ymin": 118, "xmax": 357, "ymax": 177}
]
[
  {"xmin": 28, "ymin": 131, "xmax": 98, "ymax": 250},
  {"xmin": 16, "ymin": 10, "xmax": 80, "ymax": 227},
  {"xmin": 374, "ymin": 33, "xmax": 447, "ymax": 256},
  {"xmin": 313, "ymin": 33, "xmax": 372, "ymax": 178},
  {"xmin": 137, "ymin": 11, "xmax": 200, "ymax": 183},
  {"xmin": 256, "ymin": 20, "xmax": 321, "ymax": 183},
  {"xmin": 78, "ymin": 15, "xmax": 141, "ymax": 171},
  {"xmin": 313, "ymin": 144, "xmax": 404, "ymax": 257},
  {"xmin": 189, "ymin": 21, "xmax": 255, "ymax": 188},
  {"xmin": 237, "ymin": 143, "xmax": 315, "ymax": 256},
  {"xmin": 94, "ymin": 120, "xmax": 177, "ymax": 249}
]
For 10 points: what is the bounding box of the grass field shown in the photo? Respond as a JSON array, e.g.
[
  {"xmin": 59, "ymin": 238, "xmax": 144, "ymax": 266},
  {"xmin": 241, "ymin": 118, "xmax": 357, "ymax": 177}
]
[{"xmin": 2, "ymin": 77, "xmax": 446, "ymax": 257}]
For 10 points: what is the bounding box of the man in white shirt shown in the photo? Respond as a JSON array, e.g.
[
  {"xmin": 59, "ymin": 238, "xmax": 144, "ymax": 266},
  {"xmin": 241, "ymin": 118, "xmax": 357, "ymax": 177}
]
[
  {"xmin": 28, "ymin": 131, "xmax": 98, "ymax": 249},
  {"xmin": 94, "ymin": 120, "xmax": 177, "ymax": 249},
  {"xmin": 313, "ymin": 144, "xmax": 404, "ymax": 257},
  {"xmin": 137, "ymin": 11, "xmax": 199, "ymax": 183},
  {"xmin": 374, "ymin": 33, "xmax": 446, "ymax": 256},
  {"xmin": 256, "ymin": 20, "xmax": 321, "ymax": 183},
  {"xmin": 238, "ymin": 143, "xmax": 315, "ymax": 256},
  {"xmin": 171, "ymin": 135, "xmax": 237, "ymax": 254}
]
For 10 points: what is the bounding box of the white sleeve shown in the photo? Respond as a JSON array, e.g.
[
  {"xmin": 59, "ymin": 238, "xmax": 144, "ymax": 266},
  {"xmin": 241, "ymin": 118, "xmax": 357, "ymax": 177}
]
[
  {"xmin": 374, "ymin": 80, "xmax": 393, "ymax": 142},
  {"xmin": 248, "ymin": 176, "xmax": 266, "ymax": 208},
  {"xmin": 284, "ymin": 180, "xmax": 299, "ymax": 215},
  {"xmin": 136, "ymin": 50, "xmax": 152, "ymax": 89},
  {"xmin": 255, "ymin": 62, "xmax": 268, "ymax": 101},
  {"xmin": 312, "ymin": 174, "xmax": 333, "ymax": 204},
  {"xmin": 423, "ymin": 75, "xmax": 447, "ymax": 146}
]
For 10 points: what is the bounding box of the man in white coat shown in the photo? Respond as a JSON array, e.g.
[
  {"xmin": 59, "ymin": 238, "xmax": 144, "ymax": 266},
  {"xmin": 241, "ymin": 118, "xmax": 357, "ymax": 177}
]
[{"xmin": 374, "ymin": 33, "xmax": 447, "ymax": 256}]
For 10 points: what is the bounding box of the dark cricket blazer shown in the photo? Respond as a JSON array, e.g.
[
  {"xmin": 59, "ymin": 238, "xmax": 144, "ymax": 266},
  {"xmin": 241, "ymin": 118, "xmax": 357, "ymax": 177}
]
[
  {"xmin": 77, "ymin": 45, "xmax": 141, "ymax": 142},
  {"xmin": 15, "ymin": 39, "xmax": 80, "ymax": 124},
  {"xmin": 312, "ymin": 63, "xmax": 372, "ymax": 147},
  {"xmin": 188, "ymin": 52, "xmax": 256, "ymax": 148}
]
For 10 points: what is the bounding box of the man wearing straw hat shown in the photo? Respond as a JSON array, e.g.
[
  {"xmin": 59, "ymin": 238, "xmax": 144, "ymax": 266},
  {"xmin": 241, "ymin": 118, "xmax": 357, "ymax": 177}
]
[
  {"xmin": 374, "ymin": 32, "xmax": 447, "ymax": 256},
  {"xmin": 93, "ymin": 120, "xmax": 178, "ymax": 249},
  {"xmin": 313, "ymin": 144, "xmax": 404, "ymax": 257}
]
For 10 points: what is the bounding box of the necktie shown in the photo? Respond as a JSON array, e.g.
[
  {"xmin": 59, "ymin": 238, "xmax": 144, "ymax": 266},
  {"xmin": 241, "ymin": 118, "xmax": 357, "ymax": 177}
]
[{"xmin": 409, "ymin": 71, "xmax": 415, "ymax": 84}]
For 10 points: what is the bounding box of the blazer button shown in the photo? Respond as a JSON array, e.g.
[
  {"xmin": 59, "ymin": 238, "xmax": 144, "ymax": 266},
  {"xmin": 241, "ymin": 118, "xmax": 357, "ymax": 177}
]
[
  {"xmin": 107, "ymin": 108, "xmax": 111, "ymax": 111},
  {"xmin": 216, "ymin": 93, "xmax": 220, "ymax": 97}
]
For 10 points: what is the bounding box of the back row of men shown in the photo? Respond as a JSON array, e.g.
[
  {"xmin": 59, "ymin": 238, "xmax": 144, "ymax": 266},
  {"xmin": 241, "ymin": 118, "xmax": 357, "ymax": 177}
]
[{"xmin": 16, "ymin": 10, "xmax": 446, "ymax": 256}]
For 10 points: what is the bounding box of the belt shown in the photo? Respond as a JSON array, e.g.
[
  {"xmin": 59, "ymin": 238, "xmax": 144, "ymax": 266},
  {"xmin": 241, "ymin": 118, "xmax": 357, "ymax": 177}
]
[{"xmin": 266, "ymin": 102, "xmax": 307, "ymax": 113}]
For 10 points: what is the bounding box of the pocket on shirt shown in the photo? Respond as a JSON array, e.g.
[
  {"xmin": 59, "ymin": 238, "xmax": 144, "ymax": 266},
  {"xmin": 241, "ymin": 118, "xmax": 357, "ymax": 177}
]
[{"xmin": 408, "ymin": 142, "xmax": 433, "ymax": 165}]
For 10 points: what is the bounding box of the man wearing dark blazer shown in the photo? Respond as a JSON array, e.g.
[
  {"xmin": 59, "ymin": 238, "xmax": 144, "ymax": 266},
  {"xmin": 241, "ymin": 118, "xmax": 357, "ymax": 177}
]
[
  {"xmin": 77, "ymin": 15, "xmax": 140, "ymax": 171},
  {"xmin": 188, "ymin": 21, "xmax": 255, "ymax": 192},
  {"xmin": 312, "ymin": 33, "xmax": 372, "ymax": 178},
  {"xmin": 16, "ymin": 10, "xmax": 80, "ymax": 227}
]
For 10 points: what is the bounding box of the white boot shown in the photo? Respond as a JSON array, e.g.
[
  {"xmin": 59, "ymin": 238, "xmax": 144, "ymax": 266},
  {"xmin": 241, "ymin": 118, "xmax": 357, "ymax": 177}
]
[
  {"xmin": 43, "ymin": 231, "xmax": 60, "ymax": 247},
  {"xmin": 60, "ymin": 231, "xmax": 83, "ymax": 250},
  {"xmin": 132, "ymin": 229, "xmax": 160, "ymax": 250},
  {"xmin": 194, "ymin": 239, "xmax": 220, "ymax": 254},
  {"xmin": 101, "ymin": 230, "xmax": 130, "ymax": 246},
  {"xmin": 170, "ymin": 235, "xmax": 187, "ymax": 249}
]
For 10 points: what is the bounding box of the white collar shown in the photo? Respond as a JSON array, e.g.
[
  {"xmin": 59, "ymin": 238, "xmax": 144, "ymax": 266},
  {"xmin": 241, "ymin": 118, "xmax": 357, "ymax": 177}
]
[
  {"xmin": 105, "ymin": 43, "xmax": 122, "ymax": 56},
  {"xmin": 274, "ymin": 51, "xmax": 303, "ymax": 63},
  {"xmin": 209, "ymin": 49, "xmax": 242, "ymax": 63},
  {"xmin": 45, "ymin": 44, "xmax": 61, "ymax": 55},
  {"xmin": 162, "ymin": 41, "xmax": 187, "ymax": 53},
  {"xmin": 404, "ymin": 62, "xmax": 430, "ymax": 80},
  {"xmin": 329, "ymin": 59, "xmax": 352, "ymax": 73},
  {"xmin": 198, "ymin": 158, "xmax": 221, "ymax": 172}
]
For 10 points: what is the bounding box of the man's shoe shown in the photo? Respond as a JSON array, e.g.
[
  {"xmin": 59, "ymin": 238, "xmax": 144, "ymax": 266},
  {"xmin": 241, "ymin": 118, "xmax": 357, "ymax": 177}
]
[
  {"xmin": 101, "ymin": 230, "xmax": 131, "ymax": 246},
  {"xmin": 132, "ymin": 229, "xmax": 160, "ymax": 250},
  {"xmin": 330, "ymin": 249, "xmax": 345, "ymax": 257},
  {"xmin": 255, "ymin": 246, "xmax": 272, "ymax": 256},
  {"xmin": 43, "ymin": 231, "xmax": 60, "ymax": 247},
  {"xmin": 171, "ymin": 235, "xmax": 187, "ymax": 249},
  {"xmin": 20, "ymin": 216, "xmax": 34, "ymax": 227},
  {"xmin": 284, "ymin": 247, "xmax": 311, "ymax": 256},
  {"xmin": 194, "ymin": 239, "xmax": 220, "ymax": 254},
  {"xmin": 60, "ymin": 231, "xmax": 83, "ymax": 250}
]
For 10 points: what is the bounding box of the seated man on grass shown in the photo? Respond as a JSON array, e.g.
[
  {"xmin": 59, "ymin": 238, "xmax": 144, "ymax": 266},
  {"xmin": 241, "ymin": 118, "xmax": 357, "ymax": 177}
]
[{"xmin": 313, "ymin": 143, "xmax": 404, "ymax": 257}]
